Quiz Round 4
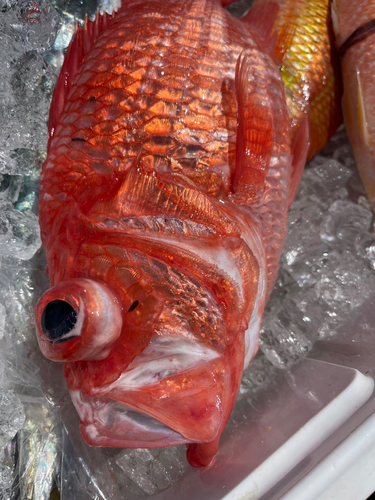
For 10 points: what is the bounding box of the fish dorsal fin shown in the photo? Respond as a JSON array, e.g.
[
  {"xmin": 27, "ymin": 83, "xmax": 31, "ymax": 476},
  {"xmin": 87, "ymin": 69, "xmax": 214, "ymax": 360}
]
[
  {"xmin": 48, "ymin": 9, "xmax": 115, "ymax": 138},
  {"xmin": 230, "ymin": 52, "xmax": 273, "ymax": 204},
  {"xmin": 240, "ymin": 2, "xmax": 279, "ymax": 57},
  {"xmin": 270, "ymin": 1, "xmax": 297, "ymax": 65},
  {"xmin": 287, "ymin": 117, "xmax": 310, "ymax": 208}
]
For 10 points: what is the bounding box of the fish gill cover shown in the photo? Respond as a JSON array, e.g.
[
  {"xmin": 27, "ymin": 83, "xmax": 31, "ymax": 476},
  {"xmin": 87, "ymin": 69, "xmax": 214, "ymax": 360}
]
[{"xmin": 0, "ymin": 0, "xmax": 373, "ymax": 498}]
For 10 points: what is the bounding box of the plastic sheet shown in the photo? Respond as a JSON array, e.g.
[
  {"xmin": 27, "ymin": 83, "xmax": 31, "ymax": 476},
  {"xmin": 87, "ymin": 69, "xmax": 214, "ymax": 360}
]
[{"xmin": 0, "ymin": 1, "xmax": 374, "ymax": 499}]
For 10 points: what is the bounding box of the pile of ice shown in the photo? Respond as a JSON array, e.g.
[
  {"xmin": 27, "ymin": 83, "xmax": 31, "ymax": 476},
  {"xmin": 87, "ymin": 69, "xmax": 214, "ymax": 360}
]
[
  {"xmin": 0, "ymin": 0, "xmax": 374, "ymax": 498},
  {"xmin": 258, "ymin": 130, "xmax": 375, "ymax": 369}
]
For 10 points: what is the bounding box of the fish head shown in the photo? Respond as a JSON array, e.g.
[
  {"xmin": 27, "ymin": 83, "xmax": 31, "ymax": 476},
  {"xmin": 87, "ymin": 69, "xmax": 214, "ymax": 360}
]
[{"xmin": 35, "ymin": 226, "xmax": 261, "ymax": 451}]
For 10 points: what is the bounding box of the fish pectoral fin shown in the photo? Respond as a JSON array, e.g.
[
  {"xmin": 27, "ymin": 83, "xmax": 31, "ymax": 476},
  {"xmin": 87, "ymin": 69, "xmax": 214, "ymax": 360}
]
[
  {"xmin": 287, "ymin": 116, "xmax": 310, "ymax": 208},
  {"xmin": 357, "ymin": 71, "xmax": 370, "ymax": 147},
  {"xmin": 230, "ymin": 52, "xmax": 274, "ymax": 204}
]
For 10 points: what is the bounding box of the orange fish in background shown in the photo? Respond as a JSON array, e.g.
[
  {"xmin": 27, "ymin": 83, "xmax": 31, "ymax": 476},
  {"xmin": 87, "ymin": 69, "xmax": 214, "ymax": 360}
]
[
  {"xmin": 332, "ymin": 0, "xmax": 375, "ymax": 205},
  {"xmin": 34, "ymin": 0, "xmax": 339, "ymax": 468},
  {"xmin": 252, "ymin": 0, "xmax": 343, "ymax": 161}
]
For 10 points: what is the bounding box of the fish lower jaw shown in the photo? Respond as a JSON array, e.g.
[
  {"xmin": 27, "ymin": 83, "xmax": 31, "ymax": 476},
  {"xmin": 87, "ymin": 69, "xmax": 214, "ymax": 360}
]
[{"xmin": 71, "ymin": 390, "xmax": 193, "ymax": 448}]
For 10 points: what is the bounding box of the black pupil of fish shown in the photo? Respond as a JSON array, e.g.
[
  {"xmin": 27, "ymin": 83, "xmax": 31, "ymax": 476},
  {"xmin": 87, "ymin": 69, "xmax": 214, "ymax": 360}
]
[
  {"xmin": 128, "ymin": 300, "xmax": 139, "ymax": 312},
  {"xmin": 41, "ymin": 300, "xmax": 77, "ymax": 340}
]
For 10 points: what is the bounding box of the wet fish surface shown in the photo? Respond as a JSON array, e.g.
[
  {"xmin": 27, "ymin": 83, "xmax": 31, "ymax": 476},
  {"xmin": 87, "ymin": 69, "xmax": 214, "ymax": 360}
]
[{"xmin": 34, "ymin": 0, "xmax": 329, "ymax": 467}]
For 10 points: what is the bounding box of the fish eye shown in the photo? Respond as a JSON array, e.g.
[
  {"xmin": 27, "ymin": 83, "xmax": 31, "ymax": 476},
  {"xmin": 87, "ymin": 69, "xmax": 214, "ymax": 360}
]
[
  {"xmin": 41, "ymin": 299, "xmax": 77, "ymax": 342},
  {"xmin": 35, "ymin": 278, "xmax": 123, "ymax": 361}
]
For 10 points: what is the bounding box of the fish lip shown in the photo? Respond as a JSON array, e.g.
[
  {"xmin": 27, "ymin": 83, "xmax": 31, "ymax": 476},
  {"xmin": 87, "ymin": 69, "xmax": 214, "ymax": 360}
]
[
  {"xmin": 69, "ymin": 336, "xmax": 226, "ymax": 444},
  {"xmin": 71, "ymin": 389, "xmax": 192, "ymax": 448},
  {"xmin": 91, "ymin": 335, "xmax": 221, "ymax": 393}
]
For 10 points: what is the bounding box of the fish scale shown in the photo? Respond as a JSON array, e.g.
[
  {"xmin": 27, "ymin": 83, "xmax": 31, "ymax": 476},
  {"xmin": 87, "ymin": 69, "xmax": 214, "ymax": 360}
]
[{"xmin": 253, "ymin": 0, "xmax": 342, "ymax": 159}]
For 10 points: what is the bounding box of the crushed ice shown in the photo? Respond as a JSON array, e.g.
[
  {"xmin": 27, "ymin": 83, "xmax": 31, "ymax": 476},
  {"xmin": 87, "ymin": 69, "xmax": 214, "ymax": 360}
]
[
  {"xmin": 0, "ymin": 0, "xmax": 373, "ymax": 498},
  {"xmin": 259, "ymin": 127, "xmax": 375, "ymax": 368}
]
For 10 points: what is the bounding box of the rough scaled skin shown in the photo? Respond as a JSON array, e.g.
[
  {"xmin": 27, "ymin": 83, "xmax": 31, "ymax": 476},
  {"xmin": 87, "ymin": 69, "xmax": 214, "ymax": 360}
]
[
  {"xmin": 253, "ymin": 0, "xmax": 342, "ymax": 160},
  {"xmin": 37, "ymin": 0, "xmax": 292, "ymax": 466}
]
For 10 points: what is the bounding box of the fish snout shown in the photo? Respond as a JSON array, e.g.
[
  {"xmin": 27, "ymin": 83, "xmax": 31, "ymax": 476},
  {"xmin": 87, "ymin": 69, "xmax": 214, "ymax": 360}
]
[{"xmin": 35, "ymin": 279, "xmax": 123, "ymax": 362}]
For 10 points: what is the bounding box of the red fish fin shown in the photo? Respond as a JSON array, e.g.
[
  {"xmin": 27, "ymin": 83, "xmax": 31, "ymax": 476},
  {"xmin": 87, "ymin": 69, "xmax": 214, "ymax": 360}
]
[
  {"xmin": 273, "ymin": 17, "xmax": 296, "ymax": 65},
  {"xmin": 220, "ymin": 0, "xmax": 241, "ymax": 5},
  {"xmin": 230, "ymin": 52, "xmax": 273, "ymax": 204},
  {"xmin": 186, "ymin": 436, "xmax": 220, "ymax": 467},
  {"xmin": 287, "ymin": 117, "xmax": 310, "ymax": 208},
  {"xmin": 48, "ymin": 9, "xmax": 114, "ymax": 138},
  {"xmin": 241, "ymin": 2, "xmax": 279, "ymax": 57}
]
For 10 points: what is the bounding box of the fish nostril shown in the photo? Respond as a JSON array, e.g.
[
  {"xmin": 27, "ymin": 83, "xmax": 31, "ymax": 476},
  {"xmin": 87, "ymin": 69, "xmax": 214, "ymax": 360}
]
[{"xmin": 41, "ymin": 299, "xmax": 77, "ymax": 340}]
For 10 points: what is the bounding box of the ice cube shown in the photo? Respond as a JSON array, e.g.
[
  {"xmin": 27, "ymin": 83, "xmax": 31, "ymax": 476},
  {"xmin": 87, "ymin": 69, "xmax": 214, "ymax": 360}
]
[
  {"xmin": 310, "ymin": 159, "xmax": 353, "ymax": 191},
  {"xmin": 0, "ymin": 463, "xmax": 12, "ymax": 500},
  {"xmin": 0, "ymin": 254, "xmax": 41, "ymax": 345},
  {"xmin": 362, "ymin": 237, "xmax": 375, "ymax": 271},
  {"xmin": 320, "ymin": 199, "xmax": 372, "ymax": 249},
  {"xmin": 0, "ymin": 2, "xmax": 59, "ymax": 175},
  {"xmin": 0, "ymin": 360, "xmax": 5, "ymax": 387},
  {"xmin": 0, "ymin": 1, "xmax": 61, "ymax": 54},
  {"xmin": 314, "ymin": 251, "xmax": 375, "ymax": 312},
  {"xmin": 281, "ymin": 244, "xmax": 333, "ymax": 288},
  {"xmin": 0, "ymin": 304, "xmax": 5, "ymax": 341},
  {"xmin": 282, "ymin": 210, "xmax": 322, "ymax": 266},
  {"xmin": 293, "ymin": 287, "xmax": 341, "ymax": 338},
  {"xmin": 260, "ymin": 299, "xmax": 316, "ymax": 368},
  {"xmin": 240, "ymin": 351, "xmax": 276, "ymax": 395},
  {"xmin": 98, "ymin": 0, "xmax": 122, "ymax": 15},
  {"xmin": 0, "ymin": 203, "xmax": 41, "ymax": 260},
  {"xmin": 116, "ymin": 446, "xmax": 187, "ymax": 495},
  {"xmin": 0, "ymin": 390, "xmax": 25, "ymax": 449},
  {"xmin": 294, "ymin": 159, "xmax": 351, "ymax": 209}
]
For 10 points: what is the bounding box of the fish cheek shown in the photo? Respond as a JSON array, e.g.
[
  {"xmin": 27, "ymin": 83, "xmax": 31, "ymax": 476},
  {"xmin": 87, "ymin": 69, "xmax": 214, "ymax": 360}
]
[{"xmin": 75, "ymin": 293, "xmax": 167, "ymax": 392}]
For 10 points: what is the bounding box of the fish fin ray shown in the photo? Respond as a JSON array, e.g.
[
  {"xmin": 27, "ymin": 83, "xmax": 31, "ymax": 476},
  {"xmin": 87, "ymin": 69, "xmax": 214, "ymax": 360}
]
[
  {"xmin": 357, "ymin": 71, "xmax": 369, "ymax": 147},
  {"xmin": 48, "ymin": 9, "xmax": 114, "ymax": 139},
  {"xmin": 273, "ymin": 21, "xmax": 296, "ymax": 65},
  {"xmin": 240, "ymin": 2, "xmax": 279, "ymax": 57},
  {"xmin": 287, "ymin": 117, "xmax": 309, "ymax": 208},
  {"xmin": 230, "ymin": 52, "xmax": 273, "ymax": 204}
]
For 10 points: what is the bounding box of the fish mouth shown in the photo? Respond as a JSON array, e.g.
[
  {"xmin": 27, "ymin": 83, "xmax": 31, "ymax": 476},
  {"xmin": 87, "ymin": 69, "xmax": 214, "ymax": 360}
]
[
  {"xmin": 69, "ymin": 335, "xmax": 229, "ymax": 445},
  {"xmin": 71, "ymin": 390, "xmax": 190, "ymax": 448}
]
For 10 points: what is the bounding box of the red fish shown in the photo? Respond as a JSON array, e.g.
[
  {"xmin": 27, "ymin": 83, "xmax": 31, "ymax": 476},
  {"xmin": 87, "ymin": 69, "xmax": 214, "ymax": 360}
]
[
  {"xmin": 332, "ymin": 0, "xmax": 375, "ymax": 204},
  {"xmin": 35, "ymin": 0, "xmax": 310, "ymax": 467}
]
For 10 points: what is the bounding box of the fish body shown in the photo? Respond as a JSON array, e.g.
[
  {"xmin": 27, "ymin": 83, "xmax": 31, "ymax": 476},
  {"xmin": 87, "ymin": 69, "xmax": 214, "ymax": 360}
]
[
  {"xmin": 332, "ymin": 0, "xmax": 375, "ymax": 204},
  {"xmin": 35, "ymin": 0, "xmax": 307, "ymax": 467},
  {"xmin": 253, "ymin": 0, "xmax": 342, "ymax": 160}
]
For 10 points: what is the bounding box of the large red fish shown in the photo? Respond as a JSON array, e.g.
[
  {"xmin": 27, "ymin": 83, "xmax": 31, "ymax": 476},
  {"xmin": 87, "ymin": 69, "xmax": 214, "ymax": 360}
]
[{"xmin": 34, "ymin": 0, "xmax": 311, "ymax": 467}]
